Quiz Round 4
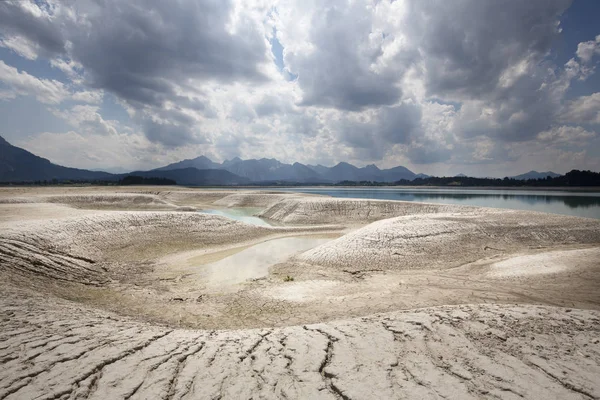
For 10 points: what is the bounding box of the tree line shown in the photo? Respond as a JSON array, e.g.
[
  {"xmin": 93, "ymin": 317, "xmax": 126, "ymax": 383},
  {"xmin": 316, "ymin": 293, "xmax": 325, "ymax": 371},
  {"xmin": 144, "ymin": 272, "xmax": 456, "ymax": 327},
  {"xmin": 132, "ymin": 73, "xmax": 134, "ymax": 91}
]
[{"xmin": 335, "ymin": 170, "xmax": 600, "ymax": 187}]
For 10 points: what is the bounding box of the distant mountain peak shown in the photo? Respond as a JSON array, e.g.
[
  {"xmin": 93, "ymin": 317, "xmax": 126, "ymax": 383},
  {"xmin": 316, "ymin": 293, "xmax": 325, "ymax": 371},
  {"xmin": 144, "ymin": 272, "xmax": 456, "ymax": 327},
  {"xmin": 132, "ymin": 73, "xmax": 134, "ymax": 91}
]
[
  {"xmin": 510, "ymin": 170, "xmax": 561, "ymax": 180},
  {"xmin": 333, "ymin": 161, "xmax": 355, "ymax": 168},
  {"xmin": 0, "ymin": 136, "xmax": 113, "ymax": 182}
]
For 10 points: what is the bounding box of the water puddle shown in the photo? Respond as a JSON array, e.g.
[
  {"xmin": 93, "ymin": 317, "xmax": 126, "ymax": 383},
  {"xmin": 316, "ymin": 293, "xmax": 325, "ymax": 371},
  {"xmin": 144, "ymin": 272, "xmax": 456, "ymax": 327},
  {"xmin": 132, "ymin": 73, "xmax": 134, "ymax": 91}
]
[
  {"xmin": 196, "ymin": 237, "xmax": 330, "ymax": 288},
  {"xmin": 199, "ymin": 208, "xmax": 271, "ymax": 226}
]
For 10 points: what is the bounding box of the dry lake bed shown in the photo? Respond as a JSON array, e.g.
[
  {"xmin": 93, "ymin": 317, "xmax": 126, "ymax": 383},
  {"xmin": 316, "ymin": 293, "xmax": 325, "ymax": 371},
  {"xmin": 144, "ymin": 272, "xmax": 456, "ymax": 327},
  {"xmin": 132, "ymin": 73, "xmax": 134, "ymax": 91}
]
[{"xmin": 1, "ymin": 186, "xmax": 600, "ymax": 399}]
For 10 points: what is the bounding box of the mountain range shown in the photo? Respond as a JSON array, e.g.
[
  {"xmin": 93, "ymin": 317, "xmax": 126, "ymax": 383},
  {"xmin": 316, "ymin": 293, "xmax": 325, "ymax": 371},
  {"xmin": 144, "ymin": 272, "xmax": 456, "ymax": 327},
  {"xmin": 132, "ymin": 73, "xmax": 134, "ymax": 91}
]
[
  {"xmin": 156, "ymin": 156, "xmax": 418, "ymax": 183},
  {"xmin": 0, "ymin": 136, "xmax": 562, "ymax": 185}
]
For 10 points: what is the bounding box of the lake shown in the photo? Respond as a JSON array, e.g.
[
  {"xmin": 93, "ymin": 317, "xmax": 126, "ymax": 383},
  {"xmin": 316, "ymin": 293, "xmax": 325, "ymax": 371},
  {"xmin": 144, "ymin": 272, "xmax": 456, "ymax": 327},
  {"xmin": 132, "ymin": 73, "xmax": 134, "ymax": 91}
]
[
  {"xmin": 196, "ymin": 237, "xmax": 330, "ymax": 288},
  {"xmin": 199, "ymin": 208, "xmax": 272, "ymax": 226},
  {"xmin": 261, "ymin": 187, "xmax": 600, "ymax": 219}
]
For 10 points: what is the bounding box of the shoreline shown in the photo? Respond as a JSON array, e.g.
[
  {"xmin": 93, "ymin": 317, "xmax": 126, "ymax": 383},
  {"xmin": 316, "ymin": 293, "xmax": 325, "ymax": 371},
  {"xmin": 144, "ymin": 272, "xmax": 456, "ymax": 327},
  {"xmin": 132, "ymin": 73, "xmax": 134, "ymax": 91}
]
[
  {"xmin": 239, "ymin": 185, "xmax": 600, "ymax": 192},
  {"xmin": 2, "ymin": 183, "xmax": 600, "ymax": 192}
]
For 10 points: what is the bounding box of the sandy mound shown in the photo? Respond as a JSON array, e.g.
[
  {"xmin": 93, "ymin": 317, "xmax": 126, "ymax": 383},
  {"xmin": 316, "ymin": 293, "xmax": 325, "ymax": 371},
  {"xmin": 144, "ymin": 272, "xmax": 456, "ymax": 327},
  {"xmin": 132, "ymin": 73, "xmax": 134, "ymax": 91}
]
[
  {"xmin": 258, "ymin": 196, "xmax": 470, "ymax": 224},
  {"xmin": 214, "ymin": 191, "xmax": 313, "ymax": 208},
  {"xmin": 0, "ymin": 188, "xmax": 179, "ymax": 210},
  {"xmin": 298, "ymin": 209, "xmax": 600, "ymax": 272},
  {"xmin": 0, "ymin": 203, "xmax": 98, "ymax": 225},
  {"xmin": 486, "ymin": 247, "xmax": 600, "ymax": 278},
  {"xmin": 2, "ymin": 211, "xmax": 274, "ymax": 262},
  {"xmin": 44, "ymin": 193, "xmax": 178, "ymax": 210}
]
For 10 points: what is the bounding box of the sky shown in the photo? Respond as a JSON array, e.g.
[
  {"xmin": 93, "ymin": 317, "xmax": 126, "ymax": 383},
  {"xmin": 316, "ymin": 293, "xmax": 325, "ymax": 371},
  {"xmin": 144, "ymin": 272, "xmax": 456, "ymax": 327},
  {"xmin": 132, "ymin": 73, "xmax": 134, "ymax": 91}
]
[{"xmin": 0, "ymin": 0, "xmax": 599, "ymax": 177}]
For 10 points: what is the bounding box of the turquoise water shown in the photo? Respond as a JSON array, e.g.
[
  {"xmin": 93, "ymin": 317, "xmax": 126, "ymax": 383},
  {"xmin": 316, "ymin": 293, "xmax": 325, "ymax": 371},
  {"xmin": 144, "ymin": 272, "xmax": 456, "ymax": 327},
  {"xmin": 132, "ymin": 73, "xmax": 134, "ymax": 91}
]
[
  {"xmin": 261, "ymin": 188, "xmax": 600, "ymax": 219},
  {"xmin": 199, "ymin": 208, "xmax": 271, "ymax": 226}
]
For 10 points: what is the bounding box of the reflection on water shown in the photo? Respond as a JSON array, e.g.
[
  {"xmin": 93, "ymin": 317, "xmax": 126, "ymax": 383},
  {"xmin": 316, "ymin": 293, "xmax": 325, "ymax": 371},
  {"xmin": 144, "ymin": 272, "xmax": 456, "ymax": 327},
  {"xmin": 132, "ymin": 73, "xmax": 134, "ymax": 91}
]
[
  {"xmin": 266, "ymin": 188, "xmax": 600, "ymax": 219},
  {"xmin": 199, "ymin": 208, "xmax": 271, "ymax": 226},
  {"xmin": 199, "ymin": 237, "xmax": 330, "ymax": 287}
]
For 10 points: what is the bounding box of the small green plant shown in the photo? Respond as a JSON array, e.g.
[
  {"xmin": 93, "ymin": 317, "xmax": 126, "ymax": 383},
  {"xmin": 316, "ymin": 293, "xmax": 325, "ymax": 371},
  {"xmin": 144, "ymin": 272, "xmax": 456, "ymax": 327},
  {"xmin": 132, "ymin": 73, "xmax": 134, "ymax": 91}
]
[{"xmin": 283, "ymin": 275, "xmax": 294, "ymax": 282}]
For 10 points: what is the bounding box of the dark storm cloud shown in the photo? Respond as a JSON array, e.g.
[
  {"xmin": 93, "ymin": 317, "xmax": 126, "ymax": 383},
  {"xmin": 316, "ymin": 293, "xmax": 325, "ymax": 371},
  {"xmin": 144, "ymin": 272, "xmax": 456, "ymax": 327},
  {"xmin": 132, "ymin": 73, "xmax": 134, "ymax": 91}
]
[
  {"xmin": 68, "ymin": 0, "xmax": 270, "ymax": 147},
  {"xmin": 143, "ymin": 118, "xmax": 208, "ymax": 148},
  {"xmin": 67, "ymin": 0, "xmax": 269, "ymax": 105},
  {"xmin": 0, "ymin": 1, "xmax": 65, "ymax": 56},
  {"xmin": 288, "ymin": 2, "xmax": 403, "ymax": 111},
  {"xmin": 0, "ymin": 0, "xmax": 271, "ymax": 147},
  {"xmin": 409, "ymin": 0, "xmax": 572, "ymax": 99},
  {"xmin": 338, "ymin": 103, "xmax": 422, "ymax": 160},
  {"xmin": 378, "ymin": 103, "xmax": 421, "ymax": 144},
  {"xmin": 278, "ymin": 0, "xmax": 578, "ymax": 163},
  {"xmin": 455, "ymin": 75, "xmax": 562, "ymax": 143},
  {"xmin": 403, "ymin": 0, "xmax": 578, "ymax": 147},
  {"xmin": 405, "ymin": 143, "xmax": 451, "ymax": 164}
]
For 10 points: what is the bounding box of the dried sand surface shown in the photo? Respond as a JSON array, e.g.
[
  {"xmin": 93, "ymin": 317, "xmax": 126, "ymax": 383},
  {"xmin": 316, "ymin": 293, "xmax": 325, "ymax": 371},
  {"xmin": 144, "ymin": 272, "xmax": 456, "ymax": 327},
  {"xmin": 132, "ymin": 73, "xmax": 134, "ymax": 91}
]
[
  {"xmin": 1, "ymin": 186, "xmax": 600, "ymax": 399},
  {"xmin": 257, "ymin": 196, "xmax": 468, "ymax": 225}
]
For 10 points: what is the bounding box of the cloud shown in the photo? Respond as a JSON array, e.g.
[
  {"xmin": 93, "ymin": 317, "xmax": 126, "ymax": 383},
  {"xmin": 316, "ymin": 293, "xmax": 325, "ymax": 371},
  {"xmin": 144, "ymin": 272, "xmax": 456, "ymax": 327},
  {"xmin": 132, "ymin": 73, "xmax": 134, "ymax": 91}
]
[
  {"xmin": 0, "ymin": 1, "xmax": 65, "ymax": 58},
  {"xmin": 333, "ymin": 102, "xmax": 422, "ymax": 161},
  {"xmin": 0, "ymin": 0, "xmax": 273, "ymax": 147},
  {"xmin": 52, "ymin": 105, "xmax": 118, "ymax": 136},
  {"xmin": 69, "ymin": 1, "xmax": 270, "ymax": 99},
  {"xmin": 0, "ymin": 60, "xmax": 101, "ymax": 105},
  {"xmin": 0, "ymin": 35, "xmax": 40, "ymax": 60},
  {"xmin": 561, "ymin": 93, "xmax": 600, "ymax": 125},
  {"xmin": 0, "ymin": 60, "xmax": 68, "ymax": 104},
  {"xmin": 576, "ymin": 35, "xmax": 600, "ymax": 64},
  {"xmin": 408, "ymin": 0, "xmax": 571, "ymax": 100},
  {"xmin": 143, "ymin": 117, "xmax": 210, "ymax": 148},
  {"xmin": 72, "ymin": 90, "xmax": 103, "ymax": 104},
  {"xmin": 16, "ymin": 130, "xmax": 162, "ymax": 171},
  {"xmin": 1, "ymin": 0, "xmax": 599, "ymax": 174},
  {"xmin": 537, "ymin": 125, "xmax": 597, "ymax": 144},
  {"xmin": 275, "ymin": 0, "xmax": 408, "ymax": 111}
]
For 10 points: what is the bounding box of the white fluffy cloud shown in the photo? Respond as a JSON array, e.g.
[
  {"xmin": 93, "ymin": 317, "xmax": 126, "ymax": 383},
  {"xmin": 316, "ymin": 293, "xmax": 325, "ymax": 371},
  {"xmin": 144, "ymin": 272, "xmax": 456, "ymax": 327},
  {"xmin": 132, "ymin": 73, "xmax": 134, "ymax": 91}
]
[
  {"xmin": 561, "ymin": 93, "xmax": 600, "ymax": 125},
  {"xmin": 51, "ymin": 105, "xmax": 119, "ymax": 136},
  {"xmin": 576, "ymin": 35, "xmax": 600, "ymax": 64},
  {"xmin": 0, "ymin": 60, "xmax": 68, "ymax": 104}
]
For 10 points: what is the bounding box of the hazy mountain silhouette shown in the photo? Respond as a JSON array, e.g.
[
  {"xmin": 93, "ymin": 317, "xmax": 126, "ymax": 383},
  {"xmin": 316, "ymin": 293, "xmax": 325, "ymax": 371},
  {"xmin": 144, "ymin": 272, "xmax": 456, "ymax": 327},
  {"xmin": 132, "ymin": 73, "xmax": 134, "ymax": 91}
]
[
  {"xmin": 158, "ymin": 157, "xmax": 418, "ymax": 183},
  {"xmin": 509, "ymin": 170, "xmax": 561, "ymax": 180},
  {"xmin": 158, "ymin": 157, "xmax": 322, "ymax": 183},
  {"xmin": 0, "ymin": 136, "xmax": 112, "ymax": 182},
  {"xmin": 127, "ymin": 168, "xmax": 249, "ymax": 185},
  {"xmin": 155, "ymin": 156, "xmax": 221, "ymax": 171},
  {"xmin": 0, "ymin": 136, "xmax": 248, "ymax": 185}
]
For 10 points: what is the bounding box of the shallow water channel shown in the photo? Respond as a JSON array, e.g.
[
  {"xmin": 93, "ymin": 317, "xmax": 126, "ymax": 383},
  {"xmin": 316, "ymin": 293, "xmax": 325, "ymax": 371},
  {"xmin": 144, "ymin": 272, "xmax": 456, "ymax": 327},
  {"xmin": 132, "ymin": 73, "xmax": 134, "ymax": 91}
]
[
  {"xmin": 199, "ymin": 208, "xmax": 271, "ymax": 226},
  {"xmin": 197, "ymin": 237, "xmax": 330, "ymax": 288}
]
